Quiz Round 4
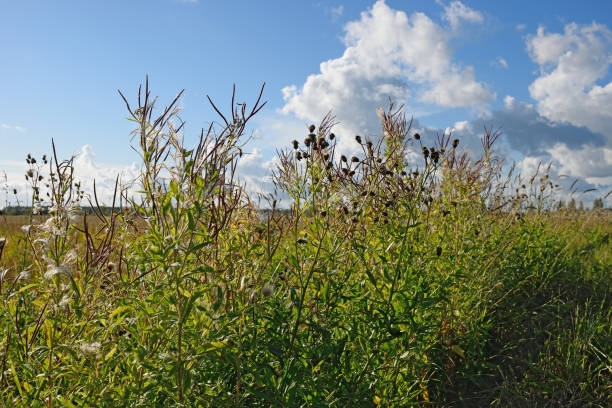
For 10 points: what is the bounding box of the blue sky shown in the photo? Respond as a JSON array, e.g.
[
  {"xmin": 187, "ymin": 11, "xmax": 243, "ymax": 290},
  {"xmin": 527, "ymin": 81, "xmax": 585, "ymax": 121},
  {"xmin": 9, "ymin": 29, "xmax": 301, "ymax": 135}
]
[{"xmin": 1, "ymin": 0, "xmax": 612, "ymax": 205}]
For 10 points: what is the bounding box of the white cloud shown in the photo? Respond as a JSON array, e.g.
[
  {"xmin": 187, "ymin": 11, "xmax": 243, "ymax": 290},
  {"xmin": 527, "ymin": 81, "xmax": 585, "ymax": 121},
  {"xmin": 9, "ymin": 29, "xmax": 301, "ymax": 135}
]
[
  {"xmin": 281, "ymin": 0, "xmax": 492, "ymax": 154},
  {"xmin": 331, "ymin": 5, "xmax": 344, "ymax": 20},
  {"xmin": 0, "ymin": 145, "xmax": 139, "ymax": 208},
  {"xmin": 0, "ymin": 123, "xmax": 25, "ymax": 133},
  {"xmin": 547, "ymin": 143, "xmax": 612, "ymax": 185},
  {"xmin": 491, "ymin": 56, "xmax": 508, "ymax": 69},
  {"xmin": 443, "ymin": 1, "xmax": 484, "ymax": 31},
  {"xmin": 527, "ymin": 22, "xmax": 612, "ymax": 138},
  {"xmin": 516, "ymin": 24, "xmax": 526, "ymax": 31}
]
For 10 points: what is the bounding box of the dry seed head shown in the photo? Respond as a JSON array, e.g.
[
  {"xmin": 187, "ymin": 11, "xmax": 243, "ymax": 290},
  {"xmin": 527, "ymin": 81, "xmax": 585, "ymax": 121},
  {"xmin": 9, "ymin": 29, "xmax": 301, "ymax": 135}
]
[
  {"xmin": 309, "ymin": 124, "xmax": 316, "ymax": 133},
  {"xmin": 292, "ymin": 140, "xmax": 299, "ymax": 149},
  {"xmin": 351, "ymin": 156, "xmax": 359, "ymax": 163},
  {"xmin": 414, "ymin": 133, "xmax": 421, "ymax": 140},
  {"xmin": 329, "ymin": 133, "xmax": 335, "ymax": 140},
  {"xmin": 341, "ymin": 155, "xmax": 347, "ymax": 163},
  {"xmin": 355, "ymin": 135, "xmax": 362, "ymax": 144},
  {"xmin": 261, "ymin": 283, "xmax": 274, "ymax": 298},
  {"xmin": 452, "ymin": 139, "xmax": 459, "ymax": 148}
]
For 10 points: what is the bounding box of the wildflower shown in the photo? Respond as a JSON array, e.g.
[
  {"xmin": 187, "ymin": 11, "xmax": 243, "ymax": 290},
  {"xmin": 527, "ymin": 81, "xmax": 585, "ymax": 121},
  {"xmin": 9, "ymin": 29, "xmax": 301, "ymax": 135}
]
[
  {"xmin": 44, "ymin": 264, "xmax": 72, "ymax": 280},
  {"xmin": 21, "ymin": 225, "xmax": 31, "ymax": 236},
  {"xmin": 17, "ymin": 270, "xmax": 31, "ymax": 280},
  {"xmin": 79, "ymin": 342, "xmax": 102, "ymax": 357},
  {"xmin": 261, "ymin": 283, "xmax": 274, "ymax": 298}
]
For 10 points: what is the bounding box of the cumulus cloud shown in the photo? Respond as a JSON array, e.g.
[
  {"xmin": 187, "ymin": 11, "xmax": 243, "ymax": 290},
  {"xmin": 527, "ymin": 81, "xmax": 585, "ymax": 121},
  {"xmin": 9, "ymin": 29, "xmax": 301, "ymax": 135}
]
[
  {"xmin": 0, "ymin": 145, "xmax": 139, "ymax": 208},
  {"xmin": 281, "ymin": 0, "xmax": 493, "ymax": 154},
  {"xmin": 442, "ymin": 0, "xmax": 484, "ymax": 31},
  {"xmin": 527, "ymin": 22, "xmax": 612, "ymax": 139}
]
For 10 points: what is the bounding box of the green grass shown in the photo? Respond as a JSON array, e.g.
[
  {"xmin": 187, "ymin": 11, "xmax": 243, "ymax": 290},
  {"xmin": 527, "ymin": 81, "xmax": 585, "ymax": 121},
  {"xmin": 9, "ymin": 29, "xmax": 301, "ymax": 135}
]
[{"xmin": 0, "ymin": 82, "xmax": 610, "ymax": 407}]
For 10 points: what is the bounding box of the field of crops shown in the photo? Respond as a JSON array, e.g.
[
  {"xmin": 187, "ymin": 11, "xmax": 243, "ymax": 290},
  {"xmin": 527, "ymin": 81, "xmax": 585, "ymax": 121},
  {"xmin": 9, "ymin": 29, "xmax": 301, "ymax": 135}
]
[{"xmin": 0, "ymin": 85, "xmax": 610, "ymax": 407}]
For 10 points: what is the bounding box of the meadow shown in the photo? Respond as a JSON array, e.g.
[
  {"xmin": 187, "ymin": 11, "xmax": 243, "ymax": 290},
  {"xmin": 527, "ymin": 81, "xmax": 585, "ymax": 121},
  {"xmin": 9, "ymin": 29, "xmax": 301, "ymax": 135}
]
[{"xmin": 0, "ymin": 82, "xmax": 610, "ymax": 407}]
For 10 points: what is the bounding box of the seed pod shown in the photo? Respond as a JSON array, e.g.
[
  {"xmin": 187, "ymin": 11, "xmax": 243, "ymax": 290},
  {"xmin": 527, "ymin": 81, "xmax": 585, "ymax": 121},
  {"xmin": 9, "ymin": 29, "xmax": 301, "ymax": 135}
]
[
  {"xmin": 296, "ymin": 152, "xmax": 302, "ymax": 161},
  {"xmin": 452, "ymin": 139, "xmax": 459, "ymax": 148},
  {"xmin": 292, "ymin": 140, "xmax": 299, "ymax": 149},
  {"xmin": 320, "ymin": 140, "xmax": 329, "ymax": 149},
  {"xmin": 366, "ymin": 141, "xmax": 373, "ymax": 150},
  {"xmin": 355, "ymin": 135, "xmax": 362, "ymax": 144},
  {"xmin": 414, "ymin": 133, "xmax": 421, "ymax": 140},
  {"xmin": 262, "ymin": 283, "xmax": 274, "ymax": 297},
  {"xmin": 341, "ymin": 155, "xmax": 347, "ymax": 163},
  {"xmin": 329, "ymin": 133, "xmax": 335, "ymax": 140},
  {"xmin": 304, "ymin": 138, "xmax": 311, "ymax": 147},
  {"xmin": 422, "ymin": 147, "xmax": 429, "ymax": 159},
  {"xmin": 323, "ymin": 153, "xmax": 330, "ymax": 161},
  {"xmin": 309, "ymin": 124, "xmax": 316, "ymax": 133},
  {"xmin": 351, "ymin": 156, "xmax": 359, "ymax": 163}
]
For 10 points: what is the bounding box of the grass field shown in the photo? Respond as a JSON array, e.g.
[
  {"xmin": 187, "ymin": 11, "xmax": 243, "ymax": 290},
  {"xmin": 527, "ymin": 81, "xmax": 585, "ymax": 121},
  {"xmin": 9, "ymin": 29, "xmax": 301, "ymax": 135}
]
[{"xmin": 0, "ymin": 84, "xmax": 610, "ymax": 407}]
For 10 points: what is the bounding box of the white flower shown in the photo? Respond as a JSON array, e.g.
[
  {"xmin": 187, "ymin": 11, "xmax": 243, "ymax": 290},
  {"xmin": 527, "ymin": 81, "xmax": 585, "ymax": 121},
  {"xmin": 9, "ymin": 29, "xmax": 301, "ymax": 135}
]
[
  {"xmin": 79, "ymin": 342, "xmax": 101, "ymax": 357},
  {"xmin": 44, "ymin": 264, "xmax": 72, "ymax": 280},
  {"xmin": 33, "ymin": 237, "xmax": 50, "ymax": 250},
  {"xmin": 63, "ymin": 249, "xmax": 78, "ymax": 265},
  {"xmin": 17, "ymin": 270, "xmax": 31, "ymax": 280},
  {"xmin": 20, "ymin": 225, "xmax": 31, "ymax": 236}
]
